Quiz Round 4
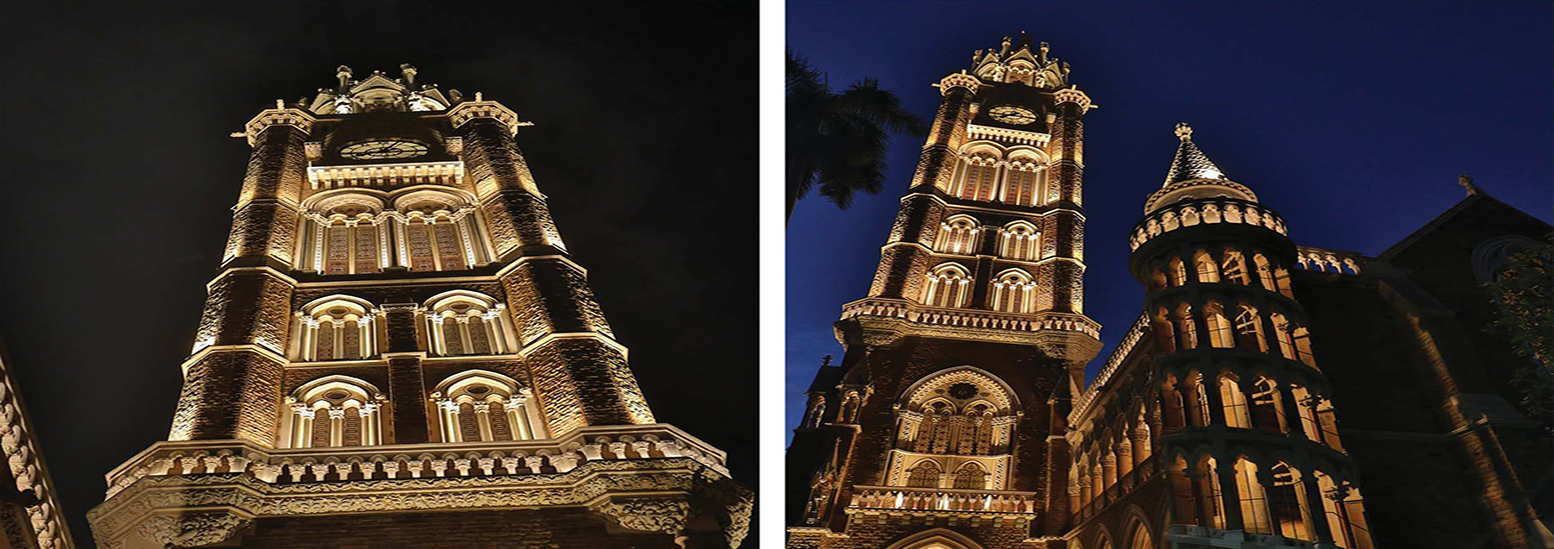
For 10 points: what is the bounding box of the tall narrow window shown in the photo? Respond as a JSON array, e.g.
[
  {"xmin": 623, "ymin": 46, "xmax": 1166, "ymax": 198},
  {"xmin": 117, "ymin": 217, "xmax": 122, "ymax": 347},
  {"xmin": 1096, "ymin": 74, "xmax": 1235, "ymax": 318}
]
[
  {"xmin": 1219, "ymin": 373, "xmax": 1251, "ymax": 428},
  {"xmin": 1234, "ymin": 303, "xmax": 1267, "ymax": 351},
  {"xmin": 392, "ymin": 190, "xmax": 489, "ymax": 272},
  {"xmin": 1153, "ymin": 308, "xmax": 1176, "ymax": 352},
  {"xmin": 933, "ymin": 215, "xmax": 980, "ymax": 254},
  {"xmin": 424, "ymin": 291, "xmax": 514, "ymax": 357},
  {"xmin": 1003, "ymin": 164, "xmax": 1040, "ymax": 206},
  {"xmin": 1194, "ymin": 250, "xmax": 1221, "ymax": 283},
  {"xmin": 279, "ymin": 376, "xmax": 385, "ymax": 449},
  {"xmin": 1162, "ymin": 375, "xmax": 1187, "ymax": 431},
  {"xmin": 952, "ymin": 463, "xmax": 988, "ymax": 489},
  {"xmin": 1205, "ymin": 301, "xmax": 1235, "ymax": 348},
  {"xmin": 990, "ymin": 269, "xmax": 1034, "ymax": 313},
  {"xmin": 1199, "ymin": 457, "xmax": 1226, "ymax": 529},
  {"xmin": 1169, "ymin": 257, "xmax": 1189, "ymax": 286},
  {"xmin": 1270, "ymin": 311, "xmax": 1297, "ymax": 360},
  {"xmin": 1291, "ymin": 384, "xmax": 1323, "ymax": 444},
  {"xmin": 956, "ymin": 156, "xmax": 1000, "ymax": 202},
  {"xmin": 1236, "ymin": 458, "xmax": 1273, "ymax": 534},
  {"xmin": 300, "ymin": 195, "xmax": 387, "ymax": 275},
  {"xmin": 1292, "ymin": 323, "xmax": 1317, "ymax": 368},
  {"xmin": 1186, "ymin": 372, "xmax": 1212, "ymax": 427},
  {"xmin": 922, "ymin": 264, "xmax": 972, "ymax": 308},
  {"xmin": 1221, "ymin": 249, "xmax": 1249, "ymax": 284},
  {"xmin": 1249, "ymin": 376, "xmax": 1287, "ymax": 434},
  {"xmin": 1269, "ymin": 463, "xmax": 1313, "ymax": 540},
  {"xmin": 1176, "ymin": 303, "xmax": 1198, "ymax": 350},
  {"xmin": 432, "ymin": 371, "xmax": 542, "ymax": 442},
  {"xmin": 1253, "ymin": 253, "xmax": 1278, "ymax": 291}
]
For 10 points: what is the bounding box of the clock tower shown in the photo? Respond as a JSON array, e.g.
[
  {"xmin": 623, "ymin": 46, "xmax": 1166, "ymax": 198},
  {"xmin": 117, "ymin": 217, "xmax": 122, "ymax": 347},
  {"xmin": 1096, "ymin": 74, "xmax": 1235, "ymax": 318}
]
[
  {"xmin": 787, "ymin": 35, "xmax": 1101, "ymax": 549},
  {"xmin": 87, "ymin": 65, "xmax": 750, "ymax": 548}
]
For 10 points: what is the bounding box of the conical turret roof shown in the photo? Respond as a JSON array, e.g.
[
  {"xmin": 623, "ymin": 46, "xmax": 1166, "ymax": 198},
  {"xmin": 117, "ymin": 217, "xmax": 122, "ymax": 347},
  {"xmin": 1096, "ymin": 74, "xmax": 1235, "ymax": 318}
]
[{"xmin": 1162, "ymin": 122, "xmax": 1227, "ymax": 186}]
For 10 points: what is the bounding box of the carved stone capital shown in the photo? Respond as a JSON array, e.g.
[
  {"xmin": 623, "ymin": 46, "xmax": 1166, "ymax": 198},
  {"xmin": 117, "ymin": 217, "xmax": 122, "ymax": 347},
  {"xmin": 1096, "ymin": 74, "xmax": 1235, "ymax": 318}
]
[
  {"xmin": 589, "ymin": 496, "xmax": 691, "ymax": 535},
  {"xmin": 135, "ymin": 511, "xmax": 251, "ymax": 547}
]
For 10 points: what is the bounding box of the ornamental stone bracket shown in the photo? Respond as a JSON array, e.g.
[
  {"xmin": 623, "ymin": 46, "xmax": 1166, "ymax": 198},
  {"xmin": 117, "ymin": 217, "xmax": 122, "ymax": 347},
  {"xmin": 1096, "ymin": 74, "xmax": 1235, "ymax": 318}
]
[
  {"xmin": 446, "ymin": 94, "xmax": 532, "ymax": 136},
  {"xmin": 241, "ymin": 102, "xmax": 317, "ymax": 146},
  {"xmin": 935, "ymin": 71, "xmax": 983, "ymax": 95},
  {"xmin": 589, "ymin": 496, "xmax": 692, "ymax": 536},
  {"xmin": 124, "ymin": 511, "xmax": 251, "ymax": 549}
]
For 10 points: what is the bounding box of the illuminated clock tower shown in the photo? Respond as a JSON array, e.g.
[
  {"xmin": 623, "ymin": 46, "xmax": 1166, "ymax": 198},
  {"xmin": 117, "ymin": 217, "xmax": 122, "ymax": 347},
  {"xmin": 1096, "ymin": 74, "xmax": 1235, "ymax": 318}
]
[
  {"xmin": 88, "ymin": 65, "xmax": 750, "ymax": 548},
  {"xmin": 787, "ymin": 35, "xmax": 1101, "ymax": 549}
]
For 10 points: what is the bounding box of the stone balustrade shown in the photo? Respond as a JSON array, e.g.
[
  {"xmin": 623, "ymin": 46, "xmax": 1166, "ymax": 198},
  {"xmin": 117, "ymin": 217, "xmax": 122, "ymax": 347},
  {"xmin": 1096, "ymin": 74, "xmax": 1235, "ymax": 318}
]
[
  {"xmin": 307, "ymin": 160, "xmax": 465, "ymax": 190},
  {"xmin": 1131, "ymin": 198, "xmax": 1288, "ymax": 251},
  {"xmin": 103, "ymin": 424, "xmax": 726, "ymax": 499},
  {"xmin": 1294, "ymin": 246, "xmax": 1365, "ymax": 275},
  {"xmin": 847, "ymin": 485, "xmax": 1039, "ymax": 515},
  {"xmin": 842, "ymin": 297, "xmax": 1101, "ymax": 338}
]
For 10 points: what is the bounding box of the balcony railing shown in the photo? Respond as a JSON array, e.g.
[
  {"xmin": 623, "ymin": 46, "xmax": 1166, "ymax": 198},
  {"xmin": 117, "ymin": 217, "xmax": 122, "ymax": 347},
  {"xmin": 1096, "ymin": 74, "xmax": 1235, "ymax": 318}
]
[
  {"xmin": 847, "ymin": 485, "xmax": 1039, "ymax": 515},
  {"xmin": 842, "ymin": 297, "xmax": 1100, "ymax": 339},
  {"xmin": 1072, "ymin": 453, "xmax": 1162, "ymax": 525},
  {"xmin": 103, "ymin": 424, "xmax": 727, "ymax": 499},
  {"xmin": 1131, "ymin": 198, "xmax": 1287, "ymax": 251},
  {"xmin": 1294, "ymin": 246, "xmax": 1365, "ymax": 275}
]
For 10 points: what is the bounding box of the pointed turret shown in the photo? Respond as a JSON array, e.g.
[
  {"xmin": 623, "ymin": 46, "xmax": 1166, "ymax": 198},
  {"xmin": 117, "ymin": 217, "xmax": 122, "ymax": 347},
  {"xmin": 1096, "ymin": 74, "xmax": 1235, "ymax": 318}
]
[{"xmin": 1144, "ymin": 122, "xmax": 1259, "ymax": 213}]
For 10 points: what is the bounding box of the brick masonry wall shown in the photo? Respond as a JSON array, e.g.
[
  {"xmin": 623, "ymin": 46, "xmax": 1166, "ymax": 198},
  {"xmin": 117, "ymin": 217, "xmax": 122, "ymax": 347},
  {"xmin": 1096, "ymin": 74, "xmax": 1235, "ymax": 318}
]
[{"xmin": 242, "ymin": 509, "xmax": 686, "ymax": 549}]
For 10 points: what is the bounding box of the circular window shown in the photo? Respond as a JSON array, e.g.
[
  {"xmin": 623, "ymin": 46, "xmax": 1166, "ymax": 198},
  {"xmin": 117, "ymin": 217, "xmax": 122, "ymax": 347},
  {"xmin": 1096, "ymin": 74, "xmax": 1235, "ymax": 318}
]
[
  {"xmin": 325, "ymin": 390, "xmax": 349, "ymax": 400},
  {"xmin": 466, "ymin": 385, "xmax": 490, "ymax": 395}
]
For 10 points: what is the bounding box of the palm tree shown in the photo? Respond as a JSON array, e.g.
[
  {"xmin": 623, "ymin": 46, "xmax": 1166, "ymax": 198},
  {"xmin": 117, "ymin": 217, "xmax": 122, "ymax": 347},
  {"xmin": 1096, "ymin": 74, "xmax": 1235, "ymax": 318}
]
[{"xmin": 787, "ymin": 52, "xmax": 927, "ymax": 224}]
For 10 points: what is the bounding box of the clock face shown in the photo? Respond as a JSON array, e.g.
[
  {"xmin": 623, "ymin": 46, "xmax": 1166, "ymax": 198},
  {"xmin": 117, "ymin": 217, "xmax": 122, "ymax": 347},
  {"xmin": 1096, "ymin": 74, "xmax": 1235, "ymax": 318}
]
[
  {"xmin": 988, "ymin": 105, "xmax": 1038, "ymax": 126},
  {"xmin": 339, "ymin": 139, "xmax": 430, "ymax": 160}
]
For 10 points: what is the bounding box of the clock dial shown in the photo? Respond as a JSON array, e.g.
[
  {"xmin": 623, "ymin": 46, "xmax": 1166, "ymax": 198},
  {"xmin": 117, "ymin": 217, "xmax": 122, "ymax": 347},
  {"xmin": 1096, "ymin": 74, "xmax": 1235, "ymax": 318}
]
[
  {"xmin": 987, "ymin": 105, "xmax": 1038, "ymax": 126},
  {"xmin": 339, "ymin": 139, "xmax": 430, "ymax": 160}
]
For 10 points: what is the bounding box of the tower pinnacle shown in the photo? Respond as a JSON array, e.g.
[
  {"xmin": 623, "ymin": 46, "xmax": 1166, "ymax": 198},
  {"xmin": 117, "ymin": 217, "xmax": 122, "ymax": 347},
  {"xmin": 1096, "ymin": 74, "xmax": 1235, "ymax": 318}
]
[{"xmin": 1174, "ymin": 121, "xmax": 1192, "ymax": 141}]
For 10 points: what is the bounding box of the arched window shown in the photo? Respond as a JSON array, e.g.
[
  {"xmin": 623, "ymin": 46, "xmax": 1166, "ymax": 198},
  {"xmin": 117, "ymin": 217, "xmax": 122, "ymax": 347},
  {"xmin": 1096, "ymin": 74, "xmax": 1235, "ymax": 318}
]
[
  {"xmin": 990, "ymin": 269, "xmax": 1035, "ymax": 313},
  {"xmin": 1219, "ymin": 373, "xmax": 1251, "ymax": 428},
  {"xmin": 1197, "ymin": 456, "xmax": 1226, "ymax": 529},
  {"xmin": 998, "ymin": 221, "xmax": 1039, "ymax": 261},
  {"xmin": 1235, "ymin": 457, "xmax": 1273, "ymax": 534},
  {"xmin": 1169, "ymin": 456, "xmax": 1199, "ymax": 525},
  {"xmin": 1152, "ymin": 308, "xmax": 1176, "ymax": 352},
  {"xmin": 391, "ymin": 190, "xmax": 490, "ymax": 272},
  {"xmin": 1194, "ymin": 250, "xmax": 1221, "ymax": 283},
  {"xmin": 1128, "ymin": 521, "xmax": 1154, "ymax": 549},
  {"xmin": 933, "ymin": 215, "xmax": 980, "ymax": 254},
  {"xmin": 1162, "ymin": 374, "xmax": 1187, "ymax": 432},
  {"xmin": 1168, "ymin": 257, "xmax": 1188, "ymax": 287},
  {"xmin": 1184, "ymin": 372, "xmax": 1212, "ymax": 427},
  {"xmin": 294, "ymin": 295, "xmax": 378, "ymax": 361},
  {"xmin": 431, "ymin": 370, "xmax": 543, "ymax": 442},
  {"xmin": 1175, "ymin": 303, "xmax": 1198, "ymax": 350},
  {"xmin": 423, "ymin": 291, "xmax": 515, "ymax": 356},
  {"xmin": 955, "ymin": 154, "xmax": 1000, "ymax": 202},
  {"xmin": 1315, "ymin": 472, "xmax": 1373, "ymax": 548},
  {"xmin": 1249, "ymin": 376, "xmax": 1287, "ymax": 434},
  {"xmin": 1204, "ymin": 301, "xmax": 1234, "ymax": 348},
  {"xmin": 1147, "ymin": 265, "xmax": 1168, "ymax": 292},
  {"xmin": 1289, "ymin": 384, "xmax": 1323, "ymax": 444},
  {"xmin": 893, "ymin": 368, "xmax": 1018, "ymax": 488},
  {"xmin": 1269, "ymin": 462, "xmax": 1313, "ymax": 540},
  {"xmin": 952, "ymin": 462, "xmax": 988, "ymax": 489},
  {"xmin": 279, "ymin": 376, "xmax": 385, "ymax": 448},
  {"xmin": 1001, "ymin": 158, "xmax": 1043, "ymax": 206},
  {"xmin": 922, "ymin": 263, "xmax": 972, "ymax": 308},
  {"xmin": 804, "ymin": 397, "xmax": 826, "ymax": 428},
  {"xmin": 1234, "ymin": 303, "xmax": 1267, "ymax": 352},
  {"xmin": 1221, "ymin": 249, "xmax": 1249, "ymax": 285},
  {"xmin": 299, "ymin": 193, "xmax": 388, "ymax": 275},
  {"xmin": 1291, "ymin": 322, "xmax": 1317, "ymax": 368},
  {"xmin": 1253, "ymin": 253, "xmax": 1278, "ymax": 292},
  {"xmin": 839, "ymin": 392, "xmax": 862, "ymax": 423},
  {"xmin": 1270, "ymin": 311, "xmax": 1297, "ymax": 360},
  {"xmin": 907, "ymin": 461, "xmax": 941, "ymax": 488},
  {"xmin": 1273, "ymin": 266, "xmax": 1295, "ymax": 298}
]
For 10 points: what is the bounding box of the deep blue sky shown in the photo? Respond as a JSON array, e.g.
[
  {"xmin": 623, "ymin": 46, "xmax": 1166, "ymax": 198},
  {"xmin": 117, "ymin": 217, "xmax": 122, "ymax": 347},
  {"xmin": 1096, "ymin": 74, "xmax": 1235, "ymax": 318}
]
[{"xmin": 786, "ymin": 0, "xmax": 1553, "ymax": 437}]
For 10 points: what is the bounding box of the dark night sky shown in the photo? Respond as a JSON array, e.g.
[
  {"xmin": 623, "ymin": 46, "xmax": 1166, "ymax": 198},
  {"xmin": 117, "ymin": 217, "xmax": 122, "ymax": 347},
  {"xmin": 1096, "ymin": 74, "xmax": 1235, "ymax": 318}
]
[
  {"xmin": 787, "ymin": 1, "xmax": 1553, "ymax": 439},
  {"xmin": 1, "ymin": 1, "xmax": 757, "ymax": 545}
]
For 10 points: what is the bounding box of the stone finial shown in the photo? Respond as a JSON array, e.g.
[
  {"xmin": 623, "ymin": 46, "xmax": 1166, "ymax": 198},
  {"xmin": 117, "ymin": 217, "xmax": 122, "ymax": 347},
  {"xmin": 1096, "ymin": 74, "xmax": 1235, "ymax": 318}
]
[
  {"xmin": 336, "ymin": 65, "xmax": 353, "ymax": 90},
  {"xmin": 1174, "ymin": 122, "xmax": 1193, "ymax": 141},
  {"xmin": 400, "ymin": 63, "xmax": 418, "ymax": 85},
  {"xmin": 973, "ymin": 49, "xmax": 982, "ymax": 64},
  {"xmin": 821, "ymin": 355, "xmax": 833, "ymax": 367},
  {"xmin": 1458, "ymin": 174, "xmax": 1481, "ymax": 196},
  {"xmin": 1001, "ymin": 36, "xmax": 1012, "ymax": 54},
  {"xmin": 1040, "ymin": 41, "xmax": 1050, "ymax": 59}
]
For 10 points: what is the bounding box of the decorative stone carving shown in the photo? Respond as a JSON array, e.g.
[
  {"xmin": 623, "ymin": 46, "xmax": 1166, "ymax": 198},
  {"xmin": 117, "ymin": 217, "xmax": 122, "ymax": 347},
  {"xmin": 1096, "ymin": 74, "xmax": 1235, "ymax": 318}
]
[
  {"xmin": 135, "ymin": 512, "xmax": 251, "ymax": 547},
  {"xmin": 590, "ymin": 497, "xmax": 691, "ymax": 535}
]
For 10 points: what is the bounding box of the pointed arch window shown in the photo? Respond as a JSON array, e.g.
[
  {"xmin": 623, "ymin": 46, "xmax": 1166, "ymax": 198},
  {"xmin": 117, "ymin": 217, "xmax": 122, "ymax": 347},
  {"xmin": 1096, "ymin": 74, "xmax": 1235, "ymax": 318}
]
[
  {"xmin": 1185, "ymin": 372, "xmax": 1212, "ymax": 427},
  {"xmin": 424, "ymin": 291, "xmax": 515, "ymax": 357},
  {"xmin": 1219, "ymin": 373, "xmax": 1252, "ymax": 428},
  {"xmin": 906, "ymin": 461, "xmax": 941, "ymax": 488},
  {"xmin": 432, "ymin": 371, "xmax": 543, "ymax": 442},
  {"xmin": 295, "ymin": 296, "xmax": 378, "ymax": 361},
  {"xmin": 1169, "ymin": 257, "xmax": 1189, "ymax": 287},
  {"xmin": 990, "ymin": 269, "xmax": 1035, "ymax": 313},
  {"xmin": 1235, "ymin": 457, "xmax": 1273, "ymax": 534},
  {"xmin": 1194, "ymin": 250, "xmax": 1221, "ymax": 283},
  {"xmin": 922, "ymin": 263, "xmax": 972, "ymax": 308},
  {"xmin": 955, "ymin": 154, "xmax": 1000, "ymax": 202},
  {"xmin": 1270, "ymin": 463, "xmax": 1314, "ymax": 540},
  {"xmin": 1315, "ymin": 474, "xmax": 1373, "ymax": 548},
  {"xmin": 392, "ymin": 190, "xmax": 491, "ymax": 273},
  {"xmin": 1001, "ymin": 160, "xmax": 1042, "ymax": 206},
  {"xmin": 998, "ymin": 222, "xmax": 1040, "ymax": 261},
  {"xmin": 1249, "ymin": 376, "xmax": 1288, "ymax": 434},
  {"xmin": 299, "ymin": 195, "xmax": 388, "ymax": 275},
  {"xmin": 1234, "ymin": 303, "xmax": 1267, "ymax": 351},
  {"xmin": 1254, "ymin": 253, "xmax": 1278, "ymax": 291},
  {"xmin": 1198, "ymin": 456, "xmax": 1227, "ymax": 529},
  {"xmin": 1152, "ymin": 307, "xmax": 1176, "ymax": 352},
  {"xmin": 952, "ymin": 462, "xmax": 988, "ymax": 489},
  {"xmin": 1205, "ymin": 301, "xmax": 1235, "ymax": 348},
  {"xmin": 1221, "ymin": 249, "xmax": 1250, "ymax": 284},
  {"xmin": 279, "ymin": 376, "xmax": 385, "ymax": 448},
  {"xmin": 933, "ymin": 215, "xmax": 980, "ymax": 255},
  {"xmin": 1175, "ymin": 303, "xmax": 1198, "ymax": 350},
  {"xmin": 1270, "ymin": 311, "xmax": 1298, "ymax": 360}
]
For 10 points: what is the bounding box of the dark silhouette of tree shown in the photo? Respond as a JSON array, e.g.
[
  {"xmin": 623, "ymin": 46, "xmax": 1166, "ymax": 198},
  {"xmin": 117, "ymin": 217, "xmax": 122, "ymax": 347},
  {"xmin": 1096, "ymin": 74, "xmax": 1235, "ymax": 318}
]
[
  {"xmin": 787, "ymin": 52, "xmax": 927, "ymax": 224},
  {"xmin": 1485, "ymin": 233, "xmax": 1553, "ymax": 424}
]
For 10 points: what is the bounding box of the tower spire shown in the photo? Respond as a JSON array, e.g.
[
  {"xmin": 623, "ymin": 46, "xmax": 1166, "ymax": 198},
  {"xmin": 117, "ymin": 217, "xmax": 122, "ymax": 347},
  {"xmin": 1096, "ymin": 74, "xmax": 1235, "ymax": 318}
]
[{"xmin": 1162, "ymin": 122, "xmax": 1227, "ymax": 186}]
